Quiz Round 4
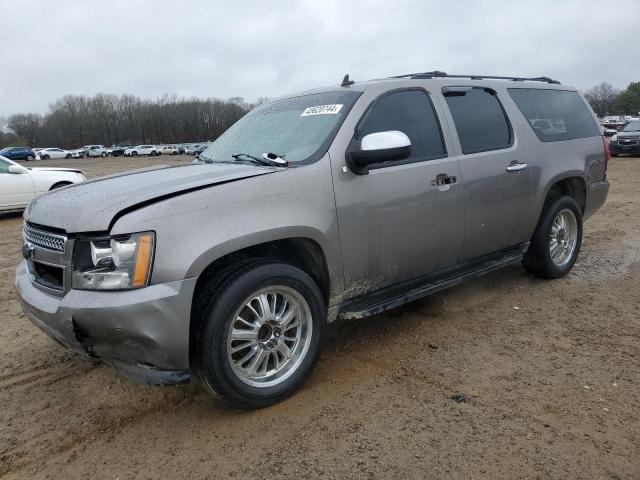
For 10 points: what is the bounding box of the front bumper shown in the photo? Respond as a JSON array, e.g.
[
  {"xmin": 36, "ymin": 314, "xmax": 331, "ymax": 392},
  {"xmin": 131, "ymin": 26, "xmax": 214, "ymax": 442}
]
[
  {"xmin": 609, "ymin": 142, "xmax": 640, "ymax": 154},
  {"xmin": 15, "ymin": 260, "xmax": 196, "ymax": 384}
]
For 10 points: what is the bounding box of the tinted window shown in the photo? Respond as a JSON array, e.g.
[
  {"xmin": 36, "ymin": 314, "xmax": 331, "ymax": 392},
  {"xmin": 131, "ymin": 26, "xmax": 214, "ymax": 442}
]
[
  {"xmin": 357, "ymin": 89, "xmax": 446, "ymax": 163},
  {"xmin": 443, "ymin": 87, "xmax": 512, "ymax": 154},
  {"xmin": 0, "ymin": 158, "xmax": 10, "ymax": 173},
  {"xmin": 508, "ymin": 88, "xmax": 600, "ymax": 142}
]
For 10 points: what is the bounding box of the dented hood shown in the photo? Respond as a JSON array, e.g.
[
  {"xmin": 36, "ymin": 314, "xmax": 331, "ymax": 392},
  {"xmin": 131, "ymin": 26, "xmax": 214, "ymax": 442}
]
[{"xmin": 26, "ymin": 163, "xmax": 278, "ymax": 233}]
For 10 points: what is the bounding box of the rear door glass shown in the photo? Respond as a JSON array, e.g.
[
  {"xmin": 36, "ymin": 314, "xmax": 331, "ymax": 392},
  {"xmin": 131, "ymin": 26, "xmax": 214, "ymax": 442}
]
[
  {"xmin": 443, "ymin": 87, "xmax": 513, "ymax": 154},
  {"xmin": 508, "ymin": 88, "xmax": 600, "ymax": 142}
]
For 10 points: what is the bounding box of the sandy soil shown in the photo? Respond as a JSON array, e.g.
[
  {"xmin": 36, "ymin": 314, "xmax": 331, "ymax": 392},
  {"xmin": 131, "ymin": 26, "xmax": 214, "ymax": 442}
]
[{"xmin": 1, "ymin": 155, "xmax": 639, "ymax": 479}]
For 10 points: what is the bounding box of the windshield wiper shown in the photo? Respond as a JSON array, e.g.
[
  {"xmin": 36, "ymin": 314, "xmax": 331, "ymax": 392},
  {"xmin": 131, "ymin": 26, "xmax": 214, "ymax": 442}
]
[{"xmin": 232, "ymin": 153, "xmax": 287, "ymax": 167}]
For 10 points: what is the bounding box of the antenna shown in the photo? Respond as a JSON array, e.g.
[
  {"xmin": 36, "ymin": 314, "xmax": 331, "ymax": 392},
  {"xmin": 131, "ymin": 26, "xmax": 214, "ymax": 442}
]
[{"xmin": 341, "ymin": 74, "xmax": 355, "ymax": 87}]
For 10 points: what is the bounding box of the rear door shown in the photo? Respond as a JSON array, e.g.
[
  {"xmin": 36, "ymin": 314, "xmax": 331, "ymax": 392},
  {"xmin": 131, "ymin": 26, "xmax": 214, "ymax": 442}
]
[
  {"xmin": 440, "ymin": 86, "xmax": 531, "ymax": 260},
  {"xmin": 332, "ymin": 88, "xmax": 465, "ymax": 295}
]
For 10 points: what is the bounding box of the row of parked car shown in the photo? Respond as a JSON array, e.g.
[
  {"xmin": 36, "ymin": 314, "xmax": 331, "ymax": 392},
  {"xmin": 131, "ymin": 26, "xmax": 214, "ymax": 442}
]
[{"xmin": 0, "ymin": 143, "xmax": 210, "ymax": 161}]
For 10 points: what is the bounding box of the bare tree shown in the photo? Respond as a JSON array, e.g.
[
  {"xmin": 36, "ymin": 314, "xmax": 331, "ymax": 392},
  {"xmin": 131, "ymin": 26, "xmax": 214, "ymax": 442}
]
[
  {"xmin": 584, "ymin": 82, "xmax": 620, "ymax": 118},
  {"xmin": 0, "ymin": 93, "xmax": 254, "ymax": 149}
]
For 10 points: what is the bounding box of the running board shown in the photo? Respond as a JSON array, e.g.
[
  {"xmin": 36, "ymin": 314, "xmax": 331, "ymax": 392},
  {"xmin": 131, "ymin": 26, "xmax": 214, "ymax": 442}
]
[{"xmin": 337, "ymin": 249, "xmax": 524, "ymax": 320}]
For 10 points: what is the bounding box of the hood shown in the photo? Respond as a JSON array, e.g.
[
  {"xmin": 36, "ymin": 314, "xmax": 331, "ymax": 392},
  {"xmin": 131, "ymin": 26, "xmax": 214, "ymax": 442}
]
[{"xmin": 26, "ymin": 163, "xmax": 278, "ymax": 233}]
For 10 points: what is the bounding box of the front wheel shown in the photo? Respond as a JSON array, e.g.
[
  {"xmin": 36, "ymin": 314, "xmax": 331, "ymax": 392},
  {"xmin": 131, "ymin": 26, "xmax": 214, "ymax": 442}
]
[
  {"xmin": 65, "ymin": 154, "xmax": 72, "ymax": 159},
  {"xmin": 523, "ymin": 196, "xmax": 582, "ymax": 279},
  {"xmin": 26, "ymin": 155, "xmax": 34, "ymax": 161},
  {"xmin": 101, "ymin": 152, "xmax": 107, "ymax": 157},
  {"xmin": 194, "ymin": 261, "xmax": 326, "ymax": 409}
]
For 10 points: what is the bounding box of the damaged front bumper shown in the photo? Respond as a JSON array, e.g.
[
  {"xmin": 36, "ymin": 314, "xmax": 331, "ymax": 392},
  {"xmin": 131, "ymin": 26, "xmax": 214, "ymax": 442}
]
[{"xmin": 15, "ymin": 260, "xmax": 196, "ymax": 385}]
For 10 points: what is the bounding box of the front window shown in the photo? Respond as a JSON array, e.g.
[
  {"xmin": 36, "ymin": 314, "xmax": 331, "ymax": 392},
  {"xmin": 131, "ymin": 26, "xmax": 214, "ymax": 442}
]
[
  {"xmin": 623, "ymin": 121, "xmax": 640, "ymax": 132},
  {"xmin": 200, "ymin": 91, "xmax": 361, "ymax": 165}
]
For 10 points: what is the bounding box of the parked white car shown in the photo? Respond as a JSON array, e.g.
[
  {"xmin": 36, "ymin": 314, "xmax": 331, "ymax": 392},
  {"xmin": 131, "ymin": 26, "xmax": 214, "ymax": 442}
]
[
  {"xmin": 124, "ymin": 145, "xmax": 159, "ymax": 156},
  {"xmin": 159, "ymin": 145, "xmax": 179, "ymax": 155},
  {"xmin": 71, "ymin": 148, "xmax": 87, "ymax": 159},
  {"xmin": 38, "ymin": 148, "xmax": 74, "ymax": 160},
  {"xmin": 84, "ymin": 145, "xmax": 109, "ymax": 157},
  {"xmin": 0, "ymin": 156, "xmax": 86, "ymax": 212}
]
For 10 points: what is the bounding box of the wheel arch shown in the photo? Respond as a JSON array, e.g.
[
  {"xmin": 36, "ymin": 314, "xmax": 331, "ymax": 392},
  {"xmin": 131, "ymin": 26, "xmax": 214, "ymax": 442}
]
[
  {"xmin": 49, "ymin": 181, "xmax": 73, "ymax": 190},
  {"xmin": 541, "ymin": 173, "xmax": 586, "ymax": 215},
  {"xmin": 188, "ymin": 236, "xmax": 332, "ymax": 363}
]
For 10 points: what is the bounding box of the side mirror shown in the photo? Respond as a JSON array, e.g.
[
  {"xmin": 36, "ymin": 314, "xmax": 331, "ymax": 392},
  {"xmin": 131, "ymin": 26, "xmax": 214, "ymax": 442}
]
[
  {"xmin": 8, "ymin": 165, "xmax": 27, "ymax": 174},
  {"xmin": 347, "ymin": 131, "xmax": 412, "ymax": 174}
]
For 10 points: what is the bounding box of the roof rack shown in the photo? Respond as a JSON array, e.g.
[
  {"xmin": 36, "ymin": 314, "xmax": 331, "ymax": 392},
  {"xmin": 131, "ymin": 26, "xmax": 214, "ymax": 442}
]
[{"xmin": 390, "ymin": 71, "xmax": 561, "ymax": 85}]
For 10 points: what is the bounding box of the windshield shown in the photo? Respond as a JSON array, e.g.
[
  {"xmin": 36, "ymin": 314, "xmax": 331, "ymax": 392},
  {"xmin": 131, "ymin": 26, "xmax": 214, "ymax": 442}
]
[
  {"xmin": 623, "ymin": 121, "xmax": 640, "ymax": 132},
  {"xmin": 200, "ymin": 91, "xmax": 361, "ymax": 165}
]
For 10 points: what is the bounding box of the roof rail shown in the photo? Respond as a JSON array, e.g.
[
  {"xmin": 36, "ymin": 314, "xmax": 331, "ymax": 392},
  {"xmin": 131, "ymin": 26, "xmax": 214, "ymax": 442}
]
[{"xmin": 390, "ymin": 71, "xmax": 561, "ymax": 84}]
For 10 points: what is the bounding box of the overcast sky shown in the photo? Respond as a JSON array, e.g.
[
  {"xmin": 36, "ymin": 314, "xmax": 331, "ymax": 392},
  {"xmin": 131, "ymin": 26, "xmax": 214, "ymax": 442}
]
[{"xmin": 0, "ymin": 0, "xmax": 638, "ymax": 117}]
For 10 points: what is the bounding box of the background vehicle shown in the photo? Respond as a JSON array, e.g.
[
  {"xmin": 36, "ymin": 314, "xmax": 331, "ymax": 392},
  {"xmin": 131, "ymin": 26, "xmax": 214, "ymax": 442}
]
[
  {"xmin": 609, "ymin": 120, "xmax": 640, "ymax": 156},
  {"xmin": 71, "ymin": 148, "xmax": 87, "ymax": 159},
  {"xmin": 0, "ymin": 146, "xmax": 38, "ymax": 161},
  {"xmin": 109, "ymin": 146, "xmax": 131, "ymax": 157},
  {"xmin": 124, "ymin": 145, "xmax": 159, "ymax": 156},
  {"xmin": 159, "ymin": 145, "xmax": 179, "ymax": 155},
  {"xmin": 0, "ymin": 155, "xmax": 85, "ymax": 211},
  {"xmin": 16, "ymin": 73, "xmax": 609, "ymax": 409},
  {"xmin": 38, "ymin": 148, "xmax": 74, "ymax": 160},
  {"xmin": 84, "ymin": 145, "xmax": 109, "ymax": 157}
]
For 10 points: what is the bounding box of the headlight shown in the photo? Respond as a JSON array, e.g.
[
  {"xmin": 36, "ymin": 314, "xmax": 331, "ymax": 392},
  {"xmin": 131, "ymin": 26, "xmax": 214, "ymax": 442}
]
[
  {"xmin": 611, "ymin": 134, "xmax": 618, "ymax": 142},
  {"xmin": 72, "ymin": 231, "xmax": 155, "ymax": 290}
]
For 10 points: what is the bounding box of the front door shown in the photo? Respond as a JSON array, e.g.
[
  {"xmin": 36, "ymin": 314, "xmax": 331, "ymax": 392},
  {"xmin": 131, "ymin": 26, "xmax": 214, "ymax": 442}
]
[
  {"xmin": 332, "ymin": 89, "xmax": 465, "ymax": 298},
  {"xmin": 0, "ymin": 159, "xmax": 35, "ymax": 209}
]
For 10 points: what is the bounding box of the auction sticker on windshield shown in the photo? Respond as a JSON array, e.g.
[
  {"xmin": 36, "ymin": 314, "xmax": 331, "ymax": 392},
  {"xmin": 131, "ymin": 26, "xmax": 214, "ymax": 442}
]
[{"xmin": 300, "ymin": 104, "xmax": 344, "ymax": 116}]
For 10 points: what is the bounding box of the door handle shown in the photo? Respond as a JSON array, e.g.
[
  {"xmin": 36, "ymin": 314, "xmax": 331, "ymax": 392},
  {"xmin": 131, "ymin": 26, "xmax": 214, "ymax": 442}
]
[
  {"xmin": 431, "ymin": 173, "xmax": 457, "ymax": 187},
  {"xmin": 505, "ymin": 162, "xmax": 527, "ymax": 172}
]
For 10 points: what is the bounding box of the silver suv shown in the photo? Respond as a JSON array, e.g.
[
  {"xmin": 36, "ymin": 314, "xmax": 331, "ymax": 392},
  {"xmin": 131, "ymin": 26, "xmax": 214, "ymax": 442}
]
[{"xmin": 16, "ymin": 72, "xmax": 610, "ymax": 408}]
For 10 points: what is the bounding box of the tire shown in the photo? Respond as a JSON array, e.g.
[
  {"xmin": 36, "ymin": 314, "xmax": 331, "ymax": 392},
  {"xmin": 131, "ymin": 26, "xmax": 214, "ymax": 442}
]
[
  {"xmin": 101, "ymin": 152, "xmax": 107, "ymax": 157},
  {"xmin": 523, "ymin": 196, "xmax": 582, "ymax": 279},
  {"xmin": 132, "ymin": 151, "xmax": 137, "ymax": 157},
  {"xmin": 42, "ymin": 154, "xmax": 50, "ymax": 160},
  {"xmin": 65, "ymin": 154, "xmax": 72, "ymax": 159},
  {"xmin": 26, "ymin": 155, "xmax": 34, "ymax": 161},
  {"xmin": 194, "ymin": 261, "xmax": 326, "ymax": 409},
  {"xmin": 611, "ymin": 153, "xmax": 619, "ymax": 157}
]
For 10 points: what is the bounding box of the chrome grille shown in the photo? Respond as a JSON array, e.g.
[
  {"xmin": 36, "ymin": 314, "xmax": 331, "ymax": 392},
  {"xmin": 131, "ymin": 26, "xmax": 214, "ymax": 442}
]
[
  {"xmin": 619, "ymin": 137, "xmax": 638, "ymax": 145},
  {"xmin": 23, "ymin": 224, "xmax": 67, "ymax": 252}
]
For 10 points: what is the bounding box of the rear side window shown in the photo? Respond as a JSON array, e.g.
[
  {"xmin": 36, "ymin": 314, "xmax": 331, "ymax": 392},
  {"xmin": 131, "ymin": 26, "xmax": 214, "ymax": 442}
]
[
  {"xmin": 443, "ymin": 87, "xmax": 512, "ymax": 154},
  {"xmin": 357, "ymin": 89, "xmax": 446, "ymax": 163},
  {"xmin": 508, "ymin": 88, "xmax": 600, "ymax": 142}
]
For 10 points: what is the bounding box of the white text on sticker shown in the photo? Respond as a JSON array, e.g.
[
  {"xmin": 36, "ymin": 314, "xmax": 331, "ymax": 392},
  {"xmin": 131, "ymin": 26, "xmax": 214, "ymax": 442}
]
[{"xmin": 300, "ymin": 104, "xmax": 344, "ymax": 117}]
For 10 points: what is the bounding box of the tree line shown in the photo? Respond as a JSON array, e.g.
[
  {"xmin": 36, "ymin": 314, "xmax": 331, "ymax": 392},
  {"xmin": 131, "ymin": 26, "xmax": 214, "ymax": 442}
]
[
  {"xmin": 1, "ymin": 81, "xmax": 638, "ymax": 150},
  {"xmin": 0, "ymin": 93, "xmax": 263, "ymax": 149},
  {"xmin": 584, "ymin": 82, "xmax": 640, "ymax": 118}
]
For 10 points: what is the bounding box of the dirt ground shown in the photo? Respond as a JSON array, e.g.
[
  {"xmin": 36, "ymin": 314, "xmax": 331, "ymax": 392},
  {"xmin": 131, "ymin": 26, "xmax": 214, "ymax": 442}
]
[{"xmin": 1, "ymin": 155, "xmax": 639, "ymax": 479}]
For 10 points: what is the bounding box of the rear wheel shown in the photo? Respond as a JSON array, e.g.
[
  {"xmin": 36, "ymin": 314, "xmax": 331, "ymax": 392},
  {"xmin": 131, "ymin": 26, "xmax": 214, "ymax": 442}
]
[
  {"xmin": 194, "ymin": 261, "xmax": 326, "ymax": 409},
  {"xmin": 523, "ymin": 196, "xmax": 582, "ymax": 279}
]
